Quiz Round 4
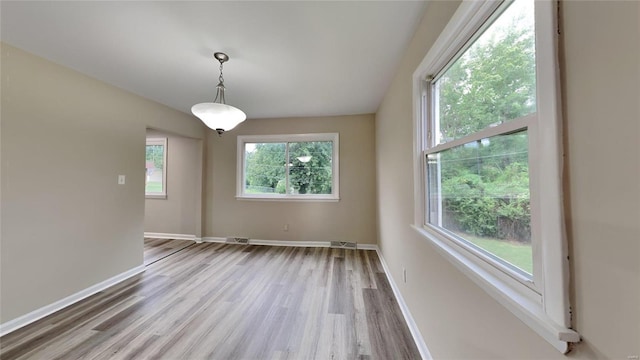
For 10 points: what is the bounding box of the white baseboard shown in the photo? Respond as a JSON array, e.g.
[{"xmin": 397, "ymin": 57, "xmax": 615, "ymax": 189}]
[
  {"xmin": 201, "ymin": 237, "xmax": 226, "ymax": 243},
  {"xmin": 356, "ymin": 243, "xmax": 378, "ymax": 250},
  {"xmin": 375, "ymin": 247, "xmax": 432, "ymax": 360},
  {"xmin": 144, "ymin": 232, "xmax": 197, "ymax": 241},
  {"xmin": 0, "ymin": 265, "xmax": 145, "ymax": 337}
]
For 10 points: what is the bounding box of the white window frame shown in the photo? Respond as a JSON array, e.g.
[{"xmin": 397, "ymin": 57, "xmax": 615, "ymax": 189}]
[
  {"xmin": 236, "ymin": 133, "xmax": 339, "ymax": 201},
  {"xmin": 145, "ymin": 137, "xmax": 167, "ymax": 199},
  {"xmin": 411, "ymin": 0, "xmax": 579, "ymax": 353}
]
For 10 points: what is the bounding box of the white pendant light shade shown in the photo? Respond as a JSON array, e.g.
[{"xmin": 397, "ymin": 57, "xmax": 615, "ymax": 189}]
[
  {"xmin": 192, "ymin": 52, "xmax": 246, "ymax": 135},
  {"xmin": 191, "ymin": 102, "xmax": 246, "ymax": 133}
]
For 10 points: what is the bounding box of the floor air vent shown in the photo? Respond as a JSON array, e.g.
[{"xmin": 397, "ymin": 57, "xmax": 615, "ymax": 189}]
[
  {"xmin": 330, "ymin": 241, "xmax": 357, "ymax": 249},
  {"xmin": 227, "ymin": 237, "xmax": 249, "ymax": 244}
]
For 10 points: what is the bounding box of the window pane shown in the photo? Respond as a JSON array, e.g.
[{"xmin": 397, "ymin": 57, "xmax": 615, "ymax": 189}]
[
  {"xmin": 435, "ymin": 0, "xmax": 536, "ymax": 145},
  {"xmin": 145, "ymin": 144, "xmax": 164, "ymax": 194},
  {"xmin": 428, "ymin": 130, "xmax": 531, "ymax": 275},
  {"xmin": 287, "ymin": 141, "xmax": 333, "ymax": 195},
  {"xmin": 244, "ymin": 143, "xmax": 286, "ymax": 194}
]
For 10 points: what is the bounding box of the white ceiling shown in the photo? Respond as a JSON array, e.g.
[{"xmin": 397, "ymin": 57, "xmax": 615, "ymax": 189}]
[{"xmin": 1, "ymin": 1, "xmax": 427, "ymax": 120}]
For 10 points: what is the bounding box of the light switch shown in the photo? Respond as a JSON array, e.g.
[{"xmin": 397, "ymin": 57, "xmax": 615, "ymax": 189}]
[{"xmin": 118, "ymin": 175, "xmax": 126, "ymax": 185}]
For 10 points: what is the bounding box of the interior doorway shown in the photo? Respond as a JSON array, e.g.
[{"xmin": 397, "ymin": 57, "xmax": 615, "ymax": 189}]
[{"xmin": 143, "ymin": 128, "xmax": 203, "ymax": 264}]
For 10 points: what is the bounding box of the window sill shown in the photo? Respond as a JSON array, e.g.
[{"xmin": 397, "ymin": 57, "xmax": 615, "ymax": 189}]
[
  {"xmin": 236, "ymin": 195, "xmax": 339, "ymax": 202},
  {"xmin": 145, "ymin": 194, "xmax": 167, "ymax": 200},
  {"xmin": 410, "ymin": 224, "xmax": 579, "ymax": 353}
]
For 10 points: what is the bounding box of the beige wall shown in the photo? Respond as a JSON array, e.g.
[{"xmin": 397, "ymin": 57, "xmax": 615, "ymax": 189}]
[
  {"xmin": 144, "ymin": 130, "xmax": 203, "ymax": 237},
  {"xmin": 376, "ymin": 1, "xmax": 639, "ymax": 359},
  {"xmin": 205, "ymin": 115, "xmax": 377, "ymax": 244},
  {"xmin": 562, "ymin": 1, "xmax": 639, "ymax": 357},
  {"xmin": 2, "ymin": 2, "xmax": 638, "ymax": 357},
  {"xmin": 0, "ymin": 43, "xmax": 205, "ymax": 323}
]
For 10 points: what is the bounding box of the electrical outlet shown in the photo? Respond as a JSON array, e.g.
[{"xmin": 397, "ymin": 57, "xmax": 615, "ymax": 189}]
[
  {"xmin": 283, "ymin": 224, "xmax": 289, "ymax": 231},
  {"xmin": 118, "ymin": 175, "xmax": 126, "ymax": 185}
]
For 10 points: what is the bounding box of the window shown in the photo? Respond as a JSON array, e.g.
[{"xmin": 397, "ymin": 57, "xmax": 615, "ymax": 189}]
[
  {"xmin": 146, "ymin": 138, "xmax": 167, "ymax": 198},
  {"xmin": 413, "ymin": 0, "xmax": 579, "ymax": 353},
  {"xmin": 427, "ymin": 131, "xmax": 532, "ymax": 275},
  {"xmin": 428, "ymin": 0, "xmax": 536, "ymax": 278},
  {"xmin": 237, "ymin": 133, "xmax": 339, "ymax": 201}
]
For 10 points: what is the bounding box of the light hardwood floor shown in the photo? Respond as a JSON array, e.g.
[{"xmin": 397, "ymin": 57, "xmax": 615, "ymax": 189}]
[
  {"xmin": 0, "ymin": 242, "xmax": 421, "ymax": 359},
  {"xmin": 143, "ymin": 238, "xmax": 195, "ymax": 265}
]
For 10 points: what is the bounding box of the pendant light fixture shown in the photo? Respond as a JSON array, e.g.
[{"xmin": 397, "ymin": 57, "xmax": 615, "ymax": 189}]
[{"xmin": 191, "ymin": 52, "xmax": 246, "ymax": 135}]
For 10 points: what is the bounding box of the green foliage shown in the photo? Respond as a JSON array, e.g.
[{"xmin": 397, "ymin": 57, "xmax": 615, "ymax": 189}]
[
  {"xmin": 439, "ymin": 134, "xmax": 531, "ymax": 241},
  {"xmin": 245, "ymin": 143, "xmax": 286, "ymax": 193},
  {"xmin": 442, "ymin": 172, "xmax": 498, "ymax": 237},
  {"xmin": 244, "ymin": 141, "xmax": 333, "ymax": 195},
  {"xmin": 288, "ymin": 141, "xmax": 333, "ymax": 194},
  {"xmin": 438, "ymin": 12, "xmax": 536, "ymax": 141},
  {"xmin": 434, "ymin": 8, "xmax": 535, "ymax": 243},
  {"xmin": 146, "ymin": 144, "xmax": 164, "ymax": 170}
]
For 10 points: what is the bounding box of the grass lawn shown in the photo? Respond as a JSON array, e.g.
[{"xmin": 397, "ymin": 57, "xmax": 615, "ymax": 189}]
[
  {"xmin": 146, "ymin": 181, "xmax": 163, "ymax": 193},
  {"xmin": 245, "ymin": 188, "xmax": 273, "ymax": 194},
  {"xmin": 462, "ymin": 233, "xmax": 533, "ymax": 274}
]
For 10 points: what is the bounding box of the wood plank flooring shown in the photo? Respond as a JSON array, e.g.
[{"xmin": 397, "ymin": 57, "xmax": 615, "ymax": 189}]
[
  {"xmin": 143, "ymin": 238, "xmax": 195, "ymax": 265},
  {"xmin": 0, "ymin": 243, "xmax": 421, "ymax": 360}
]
